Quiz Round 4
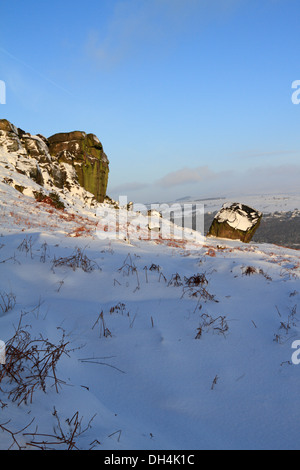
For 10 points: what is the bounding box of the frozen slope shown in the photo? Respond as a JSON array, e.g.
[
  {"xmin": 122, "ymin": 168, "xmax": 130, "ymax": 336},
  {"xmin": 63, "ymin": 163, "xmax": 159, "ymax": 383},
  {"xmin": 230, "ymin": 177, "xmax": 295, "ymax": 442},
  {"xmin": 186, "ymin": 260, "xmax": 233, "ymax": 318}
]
[{"xmin": 0, "ymin": 161, "xmax": 300, "ymax": 450}]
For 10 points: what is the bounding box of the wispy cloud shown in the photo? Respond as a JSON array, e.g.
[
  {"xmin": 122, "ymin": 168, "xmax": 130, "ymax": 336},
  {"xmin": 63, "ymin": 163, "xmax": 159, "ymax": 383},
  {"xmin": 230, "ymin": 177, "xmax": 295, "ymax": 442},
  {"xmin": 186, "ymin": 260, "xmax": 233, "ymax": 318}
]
[
  {"xmin": 108, "ymin": 181, "xmax": 149, "ymax": 193},
  {"xmin": 156, "ymin": 166, "xmax": 218, "ymax": 188},
  {"xmin": 231, "ymin": 149, "xmax": 299, "ymax": 160},
  {"xmin": 0, "ymin": 47, "xmax": 73, "ymax": 96},
  {"xmin": 247, "ymin": 164, "xmax": 300, "ymax": 180},
  {"xmin": 85, "ymin": 0, "xmax": 243, "ymax": 68}
]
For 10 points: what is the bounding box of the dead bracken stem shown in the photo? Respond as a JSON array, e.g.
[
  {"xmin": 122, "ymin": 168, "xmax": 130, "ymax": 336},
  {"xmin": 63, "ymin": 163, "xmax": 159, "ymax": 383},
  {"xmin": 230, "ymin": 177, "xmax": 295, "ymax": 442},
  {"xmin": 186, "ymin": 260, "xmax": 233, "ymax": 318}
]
[
  {"xmin": 211, "ymin": 375, "xmax": 219, "ymax": 391},
  {"xmin": 167, "ymin": 273, "xmax": 183, "ymax": 287},
  {"xmin": 24, "ymin": 407, "xmax": 97, "ymax": 450},
  {"xmin": 40, "ymin": 242, "xmax": 48, "ymax": 263},
  {"xmin": 17, "ymin": 236, "xmax": 34, "ymax": 258},
  {"xmin": 118, "ymin": 254, "xmax": 140, "ymax": 291},
  {"xmin": 0, "ymin": 253, "xmax": 20, "ymax": 265},
  {"xmin": 78, "ymin": 358, "xmax": 125, "ymax": 375},
  {"xmin": 110, "ymin": 303, "xmax": 127, "ymax": 315},
  {"xmin": 52, "ymin": 247, "xmax": 100, "ymax": 273},
  {"xmin": 0, "ymin": 418, "xmax": 35, "ymax": 450},
  {"xmin": 129, "ymin": 314, "xmax": 137, "ymax": 328},
  {"xmin": 278, "ymin": 305, "xmax": 298, "ymax": 336},
  {"xmin": 0, "ymin": 291, "xmax": 16, "ymax": 314},
  {"xmin": 159, "ymin": 272, "xmax": 167, "ymax": 283},
  {"xmin": 0, "ymin": 314, "xmax": 70, "ymax": 405},
  {"xmin": 181, "ymin": 273, "xmax": 217, "ymax": 304},
  {"xmin": 108, "ymin": 429, "xmax": 122, "ymax": 443},
  {"xmin": 92, "ymin": 311, "xmax": 112, "ymax": 338},
  {"xmin": 195, "ymin": 314, "xmax": 229, "ymax": 339},
  {"xmin": 275, "ymin": 306, "xmax": 282, "ymax": 318},
  {"xmin": 118, "ymin": 253, "xmax": 137, "ymax": 276}
]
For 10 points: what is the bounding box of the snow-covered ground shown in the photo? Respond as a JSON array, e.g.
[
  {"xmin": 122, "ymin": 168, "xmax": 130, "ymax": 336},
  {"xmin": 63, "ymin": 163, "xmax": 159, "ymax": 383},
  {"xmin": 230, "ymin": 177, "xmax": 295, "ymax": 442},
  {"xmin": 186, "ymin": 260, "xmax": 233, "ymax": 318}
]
[{"xmin": 0, "ymin": 155, "xmax": 300, "ymax": 450}]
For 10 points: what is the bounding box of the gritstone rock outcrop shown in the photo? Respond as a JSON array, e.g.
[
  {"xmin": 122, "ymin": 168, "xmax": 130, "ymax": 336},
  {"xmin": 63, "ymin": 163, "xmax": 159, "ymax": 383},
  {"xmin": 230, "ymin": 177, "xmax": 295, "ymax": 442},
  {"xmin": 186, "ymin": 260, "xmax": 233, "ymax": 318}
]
[{"xmin": 0, "ymin": 119, "xmax": 109, "ymax": 203}]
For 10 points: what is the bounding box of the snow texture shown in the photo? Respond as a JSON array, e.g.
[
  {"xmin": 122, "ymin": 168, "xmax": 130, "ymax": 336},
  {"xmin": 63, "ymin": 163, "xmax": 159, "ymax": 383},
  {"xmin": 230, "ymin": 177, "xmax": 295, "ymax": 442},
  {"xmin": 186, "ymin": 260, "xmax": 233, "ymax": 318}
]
[
  {"xmin": 215, "ymin": 202, "xmax": 262, "ymax": 232},
  {"xmin": 0, "ymin": 149, "xmax": 300, "ymax": 450}
]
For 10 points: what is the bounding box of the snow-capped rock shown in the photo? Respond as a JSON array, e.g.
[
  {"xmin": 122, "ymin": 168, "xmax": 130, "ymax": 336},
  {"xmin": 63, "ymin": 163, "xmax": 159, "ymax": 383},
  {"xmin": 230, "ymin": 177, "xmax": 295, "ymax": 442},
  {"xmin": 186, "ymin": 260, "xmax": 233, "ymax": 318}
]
[{"xmin": 208, "ymin": 202, "xmax": 262, "ymax": 243}]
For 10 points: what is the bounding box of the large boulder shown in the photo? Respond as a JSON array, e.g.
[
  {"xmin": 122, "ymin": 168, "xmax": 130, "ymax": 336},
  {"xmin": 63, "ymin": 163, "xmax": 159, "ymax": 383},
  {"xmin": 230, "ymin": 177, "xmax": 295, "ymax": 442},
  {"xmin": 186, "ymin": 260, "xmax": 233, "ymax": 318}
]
[
  {"xmin": 48, "ymin": 131, "xmax": 109, "ymax": 203},
  {"xmin": 208, "ymin": 202, "xmax": 262, "ymax": 243}
]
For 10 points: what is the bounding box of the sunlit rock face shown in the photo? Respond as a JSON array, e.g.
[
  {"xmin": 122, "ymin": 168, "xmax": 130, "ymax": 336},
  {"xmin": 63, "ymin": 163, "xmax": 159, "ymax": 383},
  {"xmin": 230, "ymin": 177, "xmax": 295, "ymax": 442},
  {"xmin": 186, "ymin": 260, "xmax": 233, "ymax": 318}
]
[
  {"xmin": 48, "ymin": 131, "xmax": 109, "ymax": 203},
  {"xmin": 208, "ymin": 202, "xmax": 262, "ymax": 243}
]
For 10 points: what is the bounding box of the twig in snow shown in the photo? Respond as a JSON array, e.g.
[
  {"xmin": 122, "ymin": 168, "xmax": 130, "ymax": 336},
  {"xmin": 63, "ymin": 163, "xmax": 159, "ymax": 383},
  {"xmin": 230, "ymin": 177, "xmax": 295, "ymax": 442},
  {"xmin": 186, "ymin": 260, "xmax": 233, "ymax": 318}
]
[
  {"xmin": 0, "ymin": 418, "xmax": 35, "ymax": 450},
  {"xmin": 211, "ymin": 375, "xmax": 219, "ymax": 391},
  {"xmin": 108, "ymin": 430, "xmax": 122, "ymax": 442}
]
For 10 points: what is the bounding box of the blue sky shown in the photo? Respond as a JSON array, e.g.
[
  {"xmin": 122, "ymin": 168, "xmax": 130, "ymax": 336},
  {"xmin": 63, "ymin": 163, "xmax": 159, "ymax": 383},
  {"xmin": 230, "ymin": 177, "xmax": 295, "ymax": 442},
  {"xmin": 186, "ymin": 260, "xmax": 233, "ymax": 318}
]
[{"xmin": 1, "ymin": 0, "xmax": 300, "ymax": 203}]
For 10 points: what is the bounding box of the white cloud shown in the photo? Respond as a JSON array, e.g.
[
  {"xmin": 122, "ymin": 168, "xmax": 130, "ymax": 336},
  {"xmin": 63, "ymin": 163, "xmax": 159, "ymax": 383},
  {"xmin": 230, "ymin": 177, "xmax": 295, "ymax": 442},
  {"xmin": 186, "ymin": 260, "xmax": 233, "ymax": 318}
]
[
  {"xmin": 156, "ymin": 166, "xmax": 218, "ymax": 188},
  {"xmin": 85, "ymin": 0, "xmax": 243, "ymax": 68}
]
